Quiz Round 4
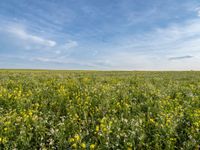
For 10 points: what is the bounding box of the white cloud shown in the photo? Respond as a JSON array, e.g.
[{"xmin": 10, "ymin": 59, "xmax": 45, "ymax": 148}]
[
  {"xmin": 7, "ymin": 25, "xmax": 56, "ymax": 47},
  {"xmin": 63, "ymin": 40, "xmax": 78, "ymax": 49},
  {"xmin": 113, "ymin": 19, "xmax": 200, "ymax": 54},
  {"xmin": 90, "ymin": 19, "xmax": 200, "ymax": 70},
  {"xmin": 1, "ymin": 23, "xmax": 79, "ymax": 55},
  {"xmin": 33, "ymin": 56, "xmax": 100, "ymax": 68},
  {"xmin": 96, "ymin": 52, "xmax": 200, "ymax": 70},
  {"xmin": 34, "ymin": 57, "xmax": 51, "ymax": 63},
  {"xmin": 49, "ymin": 40, "xmax": 78, "ymax": 55},
  {"xmin": 195, "ymin": 7, "xmax": 200, "ymax": 17},
  {"xmin": 55, "ymin": 50, "xmax": 61, "ymax": 54},
  {"xmin": 28, "ymin": 19, "xmax": 200, "ymax": 70},
  {"xmin": 50, "ymin": 40, "xmax": 78, "ymax": 54},
  {"xmin": 0, "ymin": 23, "xmax": 80, "ymax": 63}
]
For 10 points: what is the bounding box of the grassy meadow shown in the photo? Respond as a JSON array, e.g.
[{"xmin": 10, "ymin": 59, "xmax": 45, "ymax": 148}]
[{"xmin": 0, "ymin": 70, "xmax": 200, "ymax": 149}]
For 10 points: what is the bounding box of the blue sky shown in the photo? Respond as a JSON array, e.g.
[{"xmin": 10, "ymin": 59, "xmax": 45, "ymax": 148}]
[{"xmin": 0, "ymin": 0, "xmax": 200, "ymax": 70}]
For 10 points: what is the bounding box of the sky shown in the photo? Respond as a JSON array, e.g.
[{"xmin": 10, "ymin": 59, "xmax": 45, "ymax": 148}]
[{"xmin": 0, "ymin": 0, "xmax": 200, "ymax": 70}]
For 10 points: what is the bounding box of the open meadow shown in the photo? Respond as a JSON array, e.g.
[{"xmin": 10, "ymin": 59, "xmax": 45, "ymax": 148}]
[{"xmin": 0, "ymin": 70, "xmax": 200, "ymax": 149}]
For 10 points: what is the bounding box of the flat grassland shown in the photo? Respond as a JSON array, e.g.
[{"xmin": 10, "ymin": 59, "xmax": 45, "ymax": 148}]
[{"xmin": 0, "ymin": 70, "xmax": 200, "ymax": 149}]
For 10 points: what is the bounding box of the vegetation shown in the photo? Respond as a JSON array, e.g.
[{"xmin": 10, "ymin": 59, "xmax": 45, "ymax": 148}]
[{"xmin": 0, "ymin": 70, "xmax": 200, "ymax": 149}]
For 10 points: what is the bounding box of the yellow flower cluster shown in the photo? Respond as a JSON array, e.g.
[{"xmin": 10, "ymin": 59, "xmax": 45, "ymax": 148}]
[{"xmin": 0, "ymin": 71, "xmax": 200, "ymax": 149}]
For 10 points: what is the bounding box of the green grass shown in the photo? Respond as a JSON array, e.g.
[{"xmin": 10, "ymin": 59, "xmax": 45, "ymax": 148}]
[{"xmin": 0, "ymin": 70, "xmax": 200, "ymax": 149}]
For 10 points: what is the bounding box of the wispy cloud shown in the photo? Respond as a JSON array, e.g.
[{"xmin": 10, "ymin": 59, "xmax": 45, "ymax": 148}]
[
  {"xmin": 0, "ymin": 22, "xmax": 79, "ymax": 57},
  {"xmin": 168, "ymin": 55, "xmax": 194, "ymax": 60},
  {"xmin": 91, "ymin": 18, "xmax": 200, "ymax": 70},
  {"xmin": 196, "ymin": 7, "xmax": 200, "ymax": 16},
  {"xmin": 32, "ymin": 56, "xmax": 107, "ymax": 69},
  {"xmin": 63, "ymin": 40, "xmax": 78, "ymax": 49},
  {"xmin": 12, "ymin": 17, "xmax": 200, "ymax": 70},
  {"xmin": 7, "ymin": 25, "xmax": 56, "ymax": 47}
]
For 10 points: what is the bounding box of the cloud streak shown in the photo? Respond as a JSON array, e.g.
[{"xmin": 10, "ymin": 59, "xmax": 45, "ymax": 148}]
[
  {"xmin": 7, "ymin": 25, "xmax": 56, "ymax": 47},
  {"xmin": 168, "ymin": 55, "xmax": 194, "ymax": 60},
  {"xmin": 0, "ymin": 22, "xmax": 79, "ymax": 57},
  {"xmin": 196, "ymin": 7, "xmax": 200, "ymax": 17},
  {"xmin": 63, "ymin": 40, "xmax": 78, "ymax": 49}
]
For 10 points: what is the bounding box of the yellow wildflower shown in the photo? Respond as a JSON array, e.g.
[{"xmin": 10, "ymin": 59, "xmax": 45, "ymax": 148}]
[
  {"xmin": 72, "ymin": 143, "xmax": 77, "ymax": 149},
  {"xmin": 90, "ymin": 144, "xmax": 95, "ymax": 149},
  {"xmin": 0, "ymin": 137, "xmax": 7, "ymax": 144},
  {"xmin": 96, "ymin": 125, "xmax": 99, "ymax": 132},
  {"xmin": 68, "ymin": 138, "xmax": 74, "ymax": 143},
  {"xmin": 149, "ymin": 118, "xmax": 155, "ymax": 123},
  {"xmin": 81, "ymin": 143, "xmax": 86, "ymax": 149},
  {"xmin": 74, "ymin": 134, "xmax": 81, "ymax": 141},
  {"xmin": 103, "ymin": 127, "xmax": 107, "ymax": 132}
]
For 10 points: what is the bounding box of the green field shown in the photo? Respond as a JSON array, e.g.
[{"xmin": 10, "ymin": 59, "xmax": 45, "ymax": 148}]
[{"xmin": 0, "ymin": 70, "xmax": 200, "ymax": 149}]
